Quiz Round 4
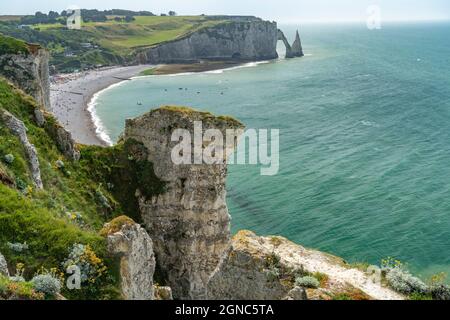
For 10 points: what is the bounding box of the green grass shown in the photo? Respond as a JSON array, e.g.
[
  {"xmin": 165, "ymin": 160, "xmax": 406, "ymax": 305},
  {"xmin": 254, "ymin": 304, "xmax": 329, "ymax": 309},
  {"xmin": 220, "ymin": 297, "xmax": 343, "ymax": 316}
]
[
  {"xmin": 0, "ymin": 274, "xmax": 43, "ymax": 300},
  {"xmin": 0, "ymin": 15, "xmax": 234, "ymax": 72},
  {"xmin": 0, "ymin": 34, "xmax": 29, "ymax": 55},
  {"xmin": 0, "ymin": 78, "xmax": 126, "ymax": 298},
  {"xmin": 139, "ymin": 68, "xmax": 156, "ymax": 76},
  {"xmin": 0, "ymin": 77, "xmax": 171, "ymax": 299},
  {"xmin": 34, "ymin": 16, "xmax": 226, "ymax": 54}
]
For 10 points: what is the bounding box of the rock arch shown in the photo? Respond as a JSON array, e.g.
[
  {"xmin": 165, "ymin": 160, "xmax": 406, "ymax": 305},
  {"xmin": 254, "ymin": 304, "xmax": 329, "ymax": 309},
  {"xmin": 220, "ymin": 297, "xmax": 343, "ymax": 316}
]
[{"xmin": 277, "ymin": 29, "xmax": 304, "ymax": 58}]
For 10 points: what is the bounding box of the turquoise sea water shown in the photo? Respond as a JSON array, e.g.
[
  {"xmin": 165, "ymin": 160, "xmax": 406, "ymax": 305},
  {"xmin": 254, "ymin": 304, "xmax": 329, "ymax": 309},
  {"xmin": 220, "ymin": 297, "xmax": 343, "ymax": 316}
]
[{"xmin": 93, "ymin": 22, "xmax": 450, "ymax": 279}]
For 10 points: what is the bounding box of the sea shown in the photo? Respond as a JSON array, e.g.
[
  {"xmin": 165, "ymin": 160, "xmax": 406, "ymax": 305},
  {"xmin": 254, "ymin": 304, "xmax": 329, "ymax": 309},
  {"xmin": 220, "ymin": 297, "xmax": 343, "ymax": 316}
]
[{"xmin": 90, "ymin": 22, "xmax": 450, "ymax": 280}]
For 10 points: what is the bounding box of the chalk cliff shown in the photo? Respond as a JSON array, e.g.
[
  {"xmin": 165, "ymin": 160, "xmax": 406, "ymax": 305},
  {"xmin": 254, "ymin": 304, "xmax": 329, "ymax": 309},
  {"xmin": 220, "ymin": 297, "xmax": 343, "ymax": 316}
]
[
  {"xmin": 0, "ymin": 43, "xmax": 50, "ymax": 110},
  {"xmin": 123, "ymin": 106, "xmax": 244, "ymax": 299},
  {"xmin": 0, "ymin": 109, "xmax": 43, "ymax": 189},
  {"xmin": 277, "ymin": 29, "xmax": 304, "ymax": 58},
  {"xmin": 136, "ymin": 18, "xmax": 279, "ymax": 64},
  {"xmin": 104, "ymin": 217, "xmax": 156, "ymax": 300},
  {"xmin": 116, "ymin": 106, "xmax": 404, "ymax": 301}
]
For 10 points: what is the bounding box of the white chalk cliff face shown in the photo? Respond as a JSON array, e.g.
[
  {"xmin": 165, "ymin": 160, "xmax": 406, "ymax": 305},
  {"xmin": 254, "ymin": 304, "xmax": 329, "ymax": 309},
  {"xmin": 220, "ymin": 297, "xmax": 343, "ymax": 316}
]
[
  {"xmin": 123, "ymin": 107, "xmax": 244, "ymax": 299},
  {"xmin": 106, "ymin": 221, "xmax": 156, "ymax": 300},
  {"xmin": 0, "ymin": 46, "xmax": 50, "ymax": 110},
  {"xmin": 138, "ymin": 18, "xmax": 279, "ymax": 64},
  {"xmin": 0, "ymin": 109, "xmax": 43, "ymax": 189}
]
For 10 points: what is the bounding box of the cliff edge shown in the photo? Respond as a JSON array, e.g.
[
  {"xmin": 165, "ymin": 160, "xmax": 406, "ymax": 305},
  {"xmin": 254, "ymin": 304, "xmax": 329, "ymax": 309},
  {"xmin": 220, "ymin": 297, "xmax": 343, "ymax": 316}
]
[
  {"xmin": 136, "ymin": 18, "xmax": 280, "ymax": 64},
  {"xmin": 0, "ymin": 35, "xmax": 50, "ymax": 110}
]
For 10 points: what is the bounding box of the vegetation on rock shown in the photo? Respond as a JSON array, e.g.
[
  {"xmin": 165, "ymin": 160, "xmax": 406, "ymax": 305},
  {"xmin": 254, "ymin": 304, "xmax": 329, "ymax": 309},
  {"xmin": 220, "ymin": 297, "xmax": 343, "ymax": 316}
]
[{"xmin": 0, "ymin": 34, "xmax": 30, "ymax": 55}]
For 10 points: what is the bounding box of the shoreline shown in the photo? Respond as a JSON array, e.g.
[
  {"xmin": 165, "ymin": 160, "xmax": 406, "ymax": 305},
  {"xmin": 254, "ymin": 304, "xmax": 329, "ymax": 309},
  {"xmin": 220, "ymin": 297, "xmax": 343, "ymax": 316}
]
[
  {"xmin": 50, "ymin": 65, "xmax": 153, "ymax": 146},
  {"xmin": 50, "ymin": 61, "xmax": 270, "ymax": 146}
]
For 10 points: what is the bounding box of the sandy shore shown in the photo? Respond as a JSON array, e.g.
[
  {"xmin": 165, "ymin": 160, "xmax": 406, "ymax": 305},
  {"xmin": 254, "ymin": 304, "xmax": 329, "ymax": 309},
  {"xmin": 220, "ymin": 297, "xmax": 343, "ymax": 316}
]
[
  {"xmin": 50, "ymin": 65, "xmax": 152, "ymax": 146},
  {"xmin": 49, "ymin": 61, "xmax": 248, "ymax": 146},
  {"xmin": 148, "ymin": 61, "xmax": 243, "ymax": 75}
]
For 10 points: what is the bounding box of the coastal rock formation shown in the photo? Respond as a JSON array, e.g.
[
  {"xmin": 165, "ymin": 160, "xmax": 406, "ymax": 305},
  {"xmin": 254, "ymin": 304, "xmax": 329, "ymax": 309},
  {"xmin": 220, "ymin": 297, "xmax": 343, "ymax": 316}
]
[
  {"xmin": 0, "ymin": 252, "xmax": 9, "ymax": 277},
  {"xmin": 105, "ymin": 217, "xmax": 156, "ymax": 300},
  {"xmin": 43, "ymin": 115, "xmax": 81, "ymax": 161},
  {"xmin": 137, "ymin": 18, "xmax": 279, "ymax": 64},
  {"xmin": 0, "ymin": 44, "xmax": 50, "ymax": 110},
  {"xmin": 291, "ymin": 30, "xmax": 304, "ymax": 57},
  {"xmin": 277, "ymin": 29, "xmax": 304, "ymax": 58},
  {"xmin": 0, "ymin": 109, "xmax": 43, "ymax": 189},
  {"xmin": 207, "ymin": 231, "xmax": 404, "ymax": 300},
  {"xmin": 123, "ymin": 106, "xmax": 244, "ymax": 299},
  {"xmin": 207, "ymin": 230, "xmax": 307, "ymax": 300}
]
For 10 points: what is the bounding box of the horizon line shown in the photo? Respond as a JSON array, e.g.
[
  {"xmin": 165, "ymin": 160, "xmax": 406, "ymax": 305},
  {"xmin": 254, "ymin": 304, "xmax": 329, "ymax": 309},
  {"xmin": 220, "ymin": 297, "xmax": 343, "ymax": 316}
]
[{"xmin": 0, "ymin": 12, "xmax": 448, "ymax": 24}]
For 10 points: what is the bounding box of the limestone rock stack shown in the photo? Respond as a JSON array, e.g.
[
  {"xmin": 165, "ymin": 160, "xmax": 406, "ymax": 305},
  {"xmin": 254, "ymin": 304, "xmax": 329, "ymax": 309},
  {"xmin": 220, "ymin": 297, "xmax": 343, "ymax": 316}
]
[
  {"xmin": 291, "ymin": 30, "xmax": 304, "ymax": 57},
  {"xmin": 123, "ymin": 106, "xmax": 244, "ymax": 299}
]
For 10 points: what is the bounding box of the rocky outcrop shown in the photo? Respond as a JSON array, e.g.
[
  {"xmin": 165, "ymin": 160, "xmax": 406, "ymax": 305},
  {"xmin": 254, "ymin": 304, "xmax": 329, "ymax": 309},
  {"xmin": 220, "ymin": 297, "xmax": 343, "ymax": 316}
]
[
  {"xmin": 105, "ymin": 217, "xmax": 156, "ymax": 300},
  {"xmin": 137, "ymin": 18, "xmax": 279, "ymax": 64},
  {"xmin": 207, "ymin": 231, "xmax": 403, "ymax": 300},
  {"xmin": 0, "ymin": 44, "xmax": 50, "ymax": 110},
  {"xmin": 43, "ymin": 115, "xmax": 81, "ymax": 161},
  {"xmin": 0, "ymin": 109, "xmax": 43, "ymax": 189},
  {"xmin": 123, "ymin": 106, "xmax": 244, "ymax": 299},
  {"xmin": 277, "ymin": 29, "xmax": 304, "ymax": 58},
  {"xmin": 207, "ymin": 230, "xmax": 307, "ymax": 300},
  {"xmin": 0, "ymin": 252, "xmax": 9, "ymax": 277},
  {"xmin": 291, "ymin": 30, "xmax": 304, "ymax": 57}
]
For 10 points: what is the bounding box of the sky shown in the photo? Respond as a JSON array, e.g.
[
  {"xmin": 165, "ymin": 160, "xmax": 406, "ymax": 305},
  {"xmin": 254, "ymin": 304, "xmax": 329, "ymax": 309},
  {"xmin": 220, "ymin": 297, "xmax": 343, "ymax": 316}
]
[{"xmin": 1, "ymin": 0, "xmax": 449, "ymax": 23}]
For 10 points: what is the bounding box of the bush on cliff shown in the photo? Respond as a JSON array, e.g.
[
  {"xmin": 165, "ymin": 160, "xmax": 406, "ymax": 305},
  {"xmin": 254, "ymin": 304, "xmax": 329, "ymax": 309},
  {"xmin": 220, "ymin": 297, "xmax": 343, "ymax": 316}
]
[
  {"xmin": 0, "ymin": 34, "xmax": 30, "ymax": 55},
  {"xmin": 0, "ymin": 274, "xmax": 44, "ymax": 300},
  {"xmin": 0, "ymin": 79, "xmax": 122, "ymax": 299}
]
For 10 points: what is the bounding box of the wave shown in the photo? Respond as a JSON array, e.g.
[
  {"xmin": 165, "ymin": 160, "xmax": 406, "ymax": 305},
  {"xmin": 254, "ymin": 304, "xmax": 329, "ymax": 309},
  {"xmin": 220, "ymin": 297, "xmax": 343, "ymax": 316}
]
[
  {"xmin": 87, "ymin": 82, "xmax": 128, "ymax": 146},
  {"xmin": 89, "ymin": 59, "xmax": 272, "ymax": 144},
  {"xmin": 205, "ymin": 60, "xmax": 271, "ymax": 74}
]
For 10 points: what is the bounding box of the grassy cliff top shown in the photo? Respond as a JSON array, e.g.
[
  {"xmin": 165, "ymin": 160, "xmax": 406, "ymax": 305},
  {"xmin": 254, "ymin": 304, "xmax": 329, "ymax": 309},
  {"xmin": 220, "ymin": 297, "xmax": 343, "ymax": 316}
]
[
  {"xmin": 31, "ymin": 15, "xmax": 229, "ymax": 55},
  {"xmin": 0, "ymin": 34, "xmax": 30, "ymax": 55},
  {"xmin": 154, "ymin": 106, "xmax": 244, "ymax": 128}
]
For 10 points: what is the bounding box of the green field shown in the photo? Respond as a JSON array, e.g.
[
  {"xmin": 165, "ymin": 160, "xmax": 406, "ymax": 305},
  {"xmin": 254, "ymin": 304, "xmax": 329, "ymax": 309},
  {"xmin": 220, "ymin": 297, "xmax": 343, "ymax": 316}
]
[
  {"xmin": 0, "ymin": 15, "xmax": 230, "ymax": 72},
  {"xmin": 0, "ymin": 15, "xmax": 23, "ymax": 22},
  {"xmin": 34, "ymin": 16, "xmax": 226, "ymax": 54}
]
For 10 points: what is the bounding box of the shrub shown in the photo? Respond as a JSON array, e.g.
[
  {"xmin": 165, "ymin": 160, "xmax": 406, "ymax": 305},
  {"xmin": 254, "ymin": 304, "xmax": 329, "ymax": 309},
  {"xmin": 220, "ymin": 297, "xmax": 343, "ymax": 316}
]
[
  {"xmin": 31, "ymin": 274, "xmax": 61, "ymax": 296},
  {"xmin": 62, "ymin": 244, "xmax": 107, "ymax": 285},
  {"xmin": 0, "ymin": 275, "xmax": 43, "ymax": 300},
  {"xmin": 4, "ymin": 154, "xmax": 14, "ymax": 164},
  {"xmin": 7, "ymin": 242, "xmax": 29, "ymax": 253},
  {"xmin": 99, "ymin": 215, "xmax": 134, "ymax": 237},
  {"xmin": 95, "ymin": 189, "xmax": 111, "ymax": 209},
  {"xmin": 9, "ymin": 263, "xmax": 26, "ymax": 283},
  {"xmin": 265, "ymin": 268, "xmax": 281, "ymax": 282},
  {"xmin": 409, "ymin": 292, "xmax": 433, "ymax": 300},
  {"xmin": 15, "ymin": 177, "xmax": 27, "ymax": 191},
  {"xmin": 0, "ymin": 35, "xmax": 30, "ymax": 55},
  {"xmin": 430, "ymin": 284, "xmax": 450, "ymax": 300},
  {"xmin": 386, "ymin": 268, "xmax": 428, "ymax": 295},
  {"xmin": 67, "ymin": 212, "xmax": 85, "ymax": 227},
  {"xmin": 295, "ymin": 276, "xmax": 320, "ymax": 289},
  {"xmin": 55, "ymin": 160, "xmax": 65, "ymax": 169},
  {"xmin": 381, "ymin": 257, "xmax": 403, "ymax": 271}
]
